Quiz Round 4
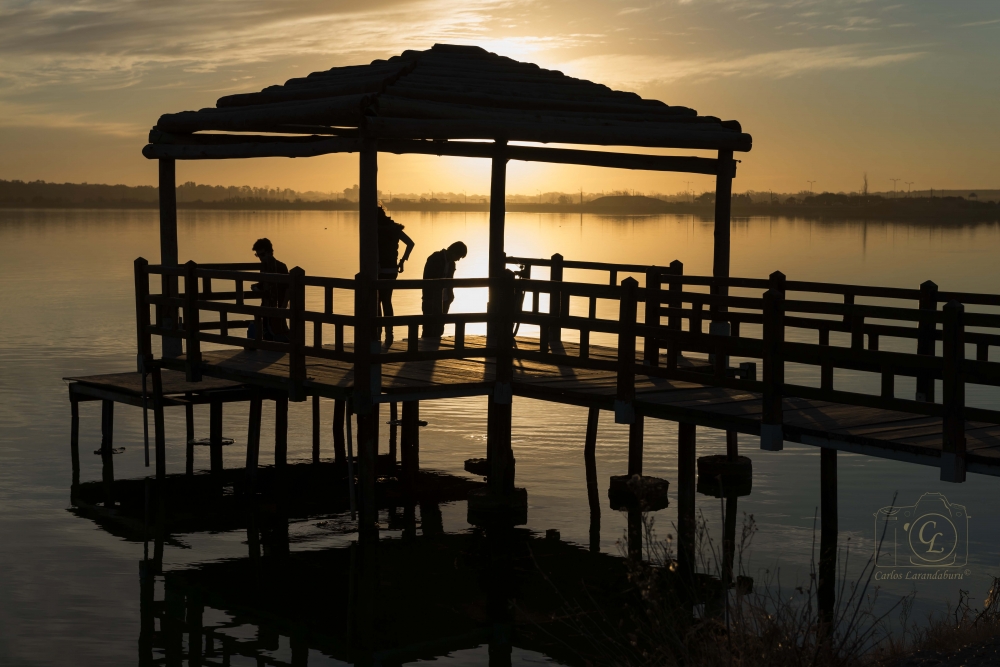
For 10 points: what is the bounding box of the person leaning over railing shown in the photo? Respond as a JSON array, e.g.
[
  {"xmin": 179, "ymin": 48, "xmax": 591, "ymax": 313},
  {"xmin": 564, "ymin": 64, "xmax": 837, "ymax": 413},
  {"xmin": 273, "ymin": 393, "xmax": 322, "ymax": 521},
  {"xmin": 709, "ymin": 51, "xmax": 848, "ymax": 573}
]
[
  {"xmin": 420, "ymin": 241, "xmax": 468, "ymax": 339},
  {"xmin": 248, "ymin": 237, "xmax": 290, "ymax": 344},
  {"xmin": 377, "ymin": 204, "xmax": 415, "ymax": 348}
]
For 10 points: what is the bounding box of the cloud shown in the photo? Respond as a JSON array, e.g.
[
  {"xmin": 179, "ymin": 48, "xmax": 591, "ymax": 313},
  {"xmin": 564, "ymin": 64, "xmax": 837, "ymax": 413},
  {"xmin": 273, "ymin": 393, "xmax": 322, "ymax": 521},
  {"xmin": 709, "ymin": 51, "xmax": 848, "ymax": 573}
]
[
  {"xmin": 558, "ymin": 43, "xmax": 924, "ymax": 88},
  {"xmin": 957, "ymin": 18, "xmax": 1000, "ymax": 28}
]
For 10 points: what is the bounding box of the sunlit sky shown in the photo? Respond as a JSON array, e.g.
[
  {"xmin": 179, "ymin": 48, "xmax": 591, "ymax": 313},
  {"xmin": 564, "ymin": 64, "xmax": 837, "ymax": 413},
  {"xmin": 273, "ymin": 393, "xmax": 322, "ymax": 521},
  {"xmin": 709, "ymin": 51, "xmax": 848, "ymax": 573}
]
[{"xmin": 1, "ymin": 1, "xmax": 998, "ymax": 196}]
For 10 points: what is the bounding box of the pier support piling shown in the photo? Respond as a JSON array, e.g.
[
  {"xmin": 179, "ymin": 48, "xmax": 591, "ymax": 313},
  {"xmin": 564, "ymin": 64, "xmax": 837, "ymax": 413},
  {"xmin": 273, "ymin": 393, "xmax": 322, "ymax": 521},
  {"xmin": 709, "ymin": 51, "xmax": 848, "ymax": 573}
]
[
  {"xmin": 401, "ymin": 400, "xmax": 420, "ymax": 488},
  {"xmin": 101, "ymin": 399, "xmax": 115, "ymax": 507},
  {"xmin": 274, "ymin": 396, "xmax": 288, "ymax": 468},
  {"xmin": 312, "ymin": 394, "xmax": 320, "ymax": 464},
  {"xmin": 245, "ymin": 390, "xmax": 263, "ymax": 491},
  {"xmin": 585, "ymin": 407, "xmax": 601, "ymax": 553},
  {"xmin": 152, "ymin": 367, "xmax": 166, "ymax": 484},
  {"xmin": 677, "ymin": 422, "xmax": 697, "ymax": 580},
  {"xmin": 627, "ymin": 416, "xmax": 644, "ymax": 476},
  {"xmin": 209, "ymin": 401, "xmax": 223, "ymax": 474},
  {"xmin": 819, "ymin": 447, "xmax": 838, "ymax": 624},
  {"xmin": 333, "ymin": 399, "xmax": 346, "ymax": 465},
  {"xmin": 389, "ymin": 401, "xmax": 398, "ymax": 465},
  {"xmin": 185, "ymin": 395, "xmax": 194, "ymax": 475},
  {"xmin": 70, "ymin": 396, "xmax": 80, "ymax": 489}
]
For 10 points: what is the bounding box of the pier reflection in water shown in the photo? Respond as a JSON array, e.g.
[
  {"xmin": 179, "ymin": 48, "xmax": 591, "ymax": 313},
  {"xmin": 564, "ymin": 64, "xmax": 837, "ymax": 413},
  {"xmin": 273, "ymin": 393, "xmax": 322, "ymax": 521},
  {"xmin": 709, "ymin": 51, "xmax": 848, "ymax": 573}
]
[{"xmin": 71, "ymin": 452, "xmax": 751, "ymax": 666}]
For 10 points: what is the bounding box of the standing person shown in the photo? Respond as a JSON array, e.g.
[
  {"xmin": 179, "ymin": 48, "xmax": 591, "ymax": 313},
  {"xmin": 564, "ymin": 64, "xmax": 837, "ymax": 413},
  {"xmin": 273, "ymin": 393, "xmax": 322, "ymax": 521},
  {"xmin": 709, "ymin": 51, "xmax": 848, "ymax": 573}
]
[
  {"xmin": 421, "ymin": 241, "xmax": 468, "ymax": 339},
  {"xmin": 377, "ymin": 205, "xmax": 414, "ymax": 347},
  {"xmin": 248, "ymin": 238, "xmax": 290, "ymax": 343}
]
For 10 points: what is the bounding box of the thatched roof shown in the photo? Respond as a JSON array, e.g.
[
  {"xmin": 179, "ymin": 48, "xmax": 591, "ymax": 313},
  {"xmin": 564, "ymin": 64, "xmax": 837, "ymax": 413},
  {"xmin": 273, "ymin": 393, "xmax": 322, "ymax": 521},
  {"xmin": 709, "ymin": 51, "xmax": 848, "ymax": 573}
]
[{"xmin": 152, "ymin": 44, "xmax": 751, "ymax": 153}]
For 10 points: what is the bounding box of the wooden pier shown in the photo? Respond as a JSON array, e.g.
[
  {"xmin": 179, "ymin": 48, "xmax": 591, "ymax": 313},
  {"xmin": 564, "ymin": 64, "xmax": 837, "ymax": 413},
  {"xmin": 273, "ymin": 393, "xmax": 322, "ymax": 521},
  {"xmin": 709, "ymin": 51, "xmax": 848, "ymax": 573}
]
[{"xmin": 65, "ymin": 42, "xmax": 1000, "ymax": 650}]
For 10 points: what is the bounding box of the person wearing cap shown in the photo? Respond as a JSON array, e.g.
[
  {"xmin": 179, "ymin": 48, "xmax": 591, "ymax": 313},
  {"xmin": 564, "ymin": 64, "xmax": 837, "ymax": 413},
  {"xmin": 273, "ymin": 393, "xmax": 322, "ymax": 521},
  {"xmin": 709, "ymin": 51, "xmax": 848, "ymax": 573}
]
[{"xmin": 420, "ymin": 241, "xmax": 468, "ymax": 339}]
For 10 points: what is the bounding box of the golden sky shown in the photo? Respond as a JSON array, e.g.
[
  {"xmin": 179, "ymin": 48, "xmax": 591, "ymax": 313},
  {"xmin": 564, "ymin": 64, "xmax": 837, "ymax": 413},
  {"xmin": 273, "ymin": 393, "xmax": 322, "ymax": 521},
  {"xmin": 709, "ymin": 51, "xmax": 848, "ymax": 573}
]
[{"xmin": 0, "ymin": 1, "xmax": 998, "ymax": 195}]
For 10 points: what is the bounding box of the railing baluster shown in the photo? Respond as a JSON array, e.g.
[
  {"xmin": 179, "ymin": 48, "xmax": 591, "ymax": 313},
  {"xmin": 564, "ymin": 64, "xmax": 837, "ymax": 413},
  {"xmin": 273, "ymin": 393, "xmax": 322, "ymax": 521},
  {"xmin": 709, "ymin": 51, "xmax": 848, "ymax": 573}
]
[
  {"xmin": 408, "ymin": 324, "xmax": 418, "ymax": 352},
  {"xmin": 941, "ymin": 300, "xmax": 966, "ymax": 482},
  {"xmin": 667, "ymin": 260, "xmax": 683, "ymax": 369},
  {"xmin": 550, "ymin": 253, "xmax": 564, "ymax": 343},
  {"xmin": 819, "ymin": 327, "xmax": 833, "ymax": 390},
  {"xmin": 614, "ymin": 278, "xmax": 639, "ymax": 425},
  {"xmin": 336, "ymin": 323, "xmax": 344, "ymax": 351},
  {"xmin": 880, "ymin": 365, "xmax": 894, "ymax": 398},
  {"xmin": 183, "ymin": 261, "xmax": 202, "ymax": 382},
  {"xmin": 455, "ymin": 321, "xmax": 465, "ymax": 349},
  {"xmin": 288, "ymin": 267, "xmax": 306, "ymax": 401},
  {"xmin": 644, "ymin": 269, "xmax": 662, "ymax": 366},
  {"xmin": 977, "ymin": 343, "xmax": 989, "ymax": 362},
  {"xmin": 220, "ymin": 311, "xmax": 228, "ymax": 338},
  {"xmin": 236, "ymin": 279, "xmax": 244, "ymax": 306},
  {"xmin": 916, "ymin": 280, "xmax": 938, "ymax": 402},
  {"xmin": 134, "ymin": 258, "xmax": 152, "ymax": 368},
  {"xmin": 761, "ymin": 286, "xmax": 785, "ymax": 451}
]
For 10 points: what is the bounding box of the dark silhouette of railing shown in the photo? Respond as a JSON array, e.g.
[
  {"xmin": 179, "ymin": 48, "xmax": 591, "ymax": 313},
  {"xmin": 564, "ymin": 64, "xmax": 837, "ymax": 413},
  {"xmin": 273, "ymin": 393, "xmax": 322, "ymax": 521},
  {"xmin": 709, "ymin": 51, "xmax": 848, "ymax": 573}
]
[{"xmin": 135, "ymin": 255, "xmax": 1000, "ymax": 482}]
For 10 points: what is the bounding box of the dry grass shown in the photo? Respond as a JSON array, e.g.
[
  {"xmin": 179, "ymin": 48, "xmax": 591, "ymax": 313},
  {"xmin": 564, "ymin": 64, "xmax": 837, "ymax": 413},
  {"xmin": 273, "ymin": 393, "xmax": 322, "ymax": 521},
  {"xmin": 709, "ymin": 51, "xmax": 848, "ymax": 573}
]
[{"xmin": 534, "ymin": 510, "xmax": 1000, "ymax": 667}]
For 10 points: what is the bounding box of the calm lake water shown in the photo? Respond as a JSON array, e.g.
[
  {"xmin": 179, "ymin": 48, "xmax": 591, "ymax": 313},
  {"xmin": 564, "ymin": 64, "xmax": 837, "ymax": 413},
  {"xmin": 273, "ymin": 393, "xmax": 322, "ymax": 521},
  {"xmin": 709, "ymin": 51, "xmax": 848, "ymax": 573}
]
[{"xmin": 1, "ymin": 209, "xmax": 999, "ymax": 665}]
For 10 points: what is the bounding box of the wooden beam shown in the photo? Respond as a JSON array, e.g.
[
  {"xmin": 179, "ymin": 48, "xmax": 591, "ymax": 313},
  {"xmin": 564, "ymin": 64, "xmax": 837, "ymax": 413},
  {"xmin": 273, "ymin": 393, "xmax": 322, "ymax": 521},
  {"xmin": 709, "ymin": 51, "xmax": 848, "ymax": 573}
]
[
  {"xmin": 712, "ymin": 149, "xmax": 735, "ymax": 317},
  {"xmin": 155, "ymin": 94, "xmax": 368, "ymax": 133},
  {"xmin": 367, "ymin": 117, "xmax": 752, "ymax": 152},
  {"xmin": 487, "ymin": 140, "xmax": 507, "ymax": 345},
  {"xmin": 143, "ymin": 136, "xmax": 360, "ymax": 160}
]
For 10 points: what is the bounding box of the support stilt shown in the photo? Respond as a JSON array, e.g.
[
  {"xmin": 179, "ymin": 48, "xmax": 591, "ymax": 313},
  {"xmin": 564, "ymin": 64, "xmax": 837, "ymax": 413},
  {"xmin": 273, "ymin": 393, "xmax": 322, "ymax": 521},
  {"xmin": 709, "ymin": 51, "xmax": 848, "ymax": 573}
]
[
  {"xmin": 70, "ymin": 396, "xmax": 80, "ymax": 489},
  {"xmin": 677, "ymin": 422, "xmax": 697, "ymax": 581},
  {"xmin": 312, "ymin": 394, "xmax": 320, "ymax": 464},
  {"xmin": 401, "ymin": 401, "xmax": 420, "ymax": 488},
  {"xmin": 274, "ymin": 396, "xmax": 288, "ymax": 468},
  {"xmin": 101, "ymin": 399, "xmax": 115, "ymax": 507},
  {"xmin": 819, "ymin": 447, "xmax": 838, "ymax": 624},
  {"xmin": 209, "ymin": 401, "xmax": 223, "ymax": 474},
  {"xmin": 627, "ymin": 415, "xmax": 644, "ymax": 476},
  {"xmin": 333, "ymin": 398, "xmax": 346, "ymax": 465},
  {"xmin": 389, "ymin": 401, "xmax": 398, "ymax": 465},
  {"xmin": 152, "ymin": 368, "xmax": 166, "ymax": 484},
  {"xmin": 245, "ymin": 390, "xmax": 262, "ymax": 492},
  {"xmin": 584, "ymin": 407, "xmax": 601, "ymax": 553},
  {"xmin": 726, "ymin": 430, "xmax": 739, "ymax": 460},
  {"xmin": 185, "ymin": 395, "xmax": 194, "ymax": 476}
]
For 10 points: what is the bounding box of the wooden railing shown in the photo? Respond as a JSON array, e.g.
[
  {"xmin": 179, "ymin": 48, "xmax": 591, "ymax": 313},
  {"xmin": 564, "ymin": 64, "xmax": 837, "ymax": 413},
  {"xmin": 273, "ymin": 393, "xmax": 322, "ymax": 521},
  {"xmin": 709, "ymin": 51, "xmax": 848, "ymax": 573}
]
[
  {"xmin": 505, "ymin": 255, "xmax": 1000, "ymax": 482},
  {"xmin": 135, "ymin": 255, "xmax": 1000, "ymax": 481}
]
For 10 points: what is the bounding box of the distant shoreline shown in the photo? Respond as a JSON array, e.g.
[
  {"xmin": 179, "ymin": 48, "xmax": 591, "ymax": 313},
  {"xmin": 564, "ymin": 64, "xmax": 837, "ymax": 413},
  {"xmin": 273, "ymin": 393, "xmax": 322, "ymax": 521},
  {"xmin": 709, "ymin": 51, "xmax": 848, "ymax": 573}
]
[{"xmin": 3, "ymin": 198, "xmax": 998, "ymax": 222}]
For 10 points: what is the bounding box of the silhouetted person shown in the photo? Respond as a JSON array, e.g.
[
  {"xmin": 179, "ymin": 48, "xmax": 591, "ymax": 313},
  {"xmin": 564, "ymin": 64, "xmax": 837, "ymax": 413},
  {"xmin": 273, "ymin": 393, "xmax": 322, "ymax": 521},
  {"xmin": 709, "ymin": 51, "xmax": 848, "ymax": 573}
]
[
  {"xmin": 421, "ymin": 241, "xmax": 467, "ymax": 338},
  {"xmin": 377, "ymin": 205, "xmax": 414, "ymax": 347},
  {"xmin": 248, "ymin": 238, "xmax": 290, "ymax": 343}
]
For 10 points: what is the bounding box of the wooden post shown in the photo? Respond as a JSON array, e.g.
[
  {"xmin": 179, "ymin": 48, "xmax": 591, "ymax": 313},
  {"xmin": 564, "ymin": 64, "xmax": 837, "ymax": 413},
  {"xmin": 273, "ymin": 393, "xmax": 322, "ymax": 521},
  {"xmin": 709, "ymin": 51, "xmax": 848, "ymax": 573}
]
[
  {"xmin": 677, "ymin": 422, "xmax": 697, "ymax": 580},
  {"xmin": 712, "ymin": 150, "xmax": 734, "ymax": 318},
  {"xmin": 288, "ymin": 267, "xmax": 306, "ymax": 401},
  {"xmin": 818, "ymin": 447, "xmax": 838, "ymax": 624},
  {"xmin": 389, "ymin": 402, "xmax": 398, "ymax": 464},
  {"xmin": 666, "ymin": 260, "xmax": 683, "ymax": 368},
  {"xmin": 70, "ymin": 394, "xmax": 80, "ymax": 489},
  {"xmin": 274, "ymin": 396, "xmax": 288, "ymax": 468},
  {"xmin": 245, "ymin": 389, "xmax": 263, "ymax": 491},
  {"xmin": 312, "ymin": 395, "xmax": 321, "ymax": 464},
  {"xmin": 209, "ymin": 401, "xmax": 223, "ymax": 474},
  {"xmin": 489, "ymin": 271, "xmax": 516, "ymax": 496},
  {"xmin": 151, "ymin": 367, "xmax": 166, "ymax": 483},
  {"xmin": 628, "ymin": 418, "xmax": 644, "ymax": 477},
  {"xmin": 614, "ymin": 277, "xmax": 639, "ymax": 425},
  {"xmin": 487, "ymin": 140, "xmax": 508, "ymax": 346},
  {"xmin": 185, "ymin": 398, "xmax": 194, "ymax": 475},
  {"xmin": 941, "ymin": 300, "xmax": 966, "ymax": 483},
  {"xmin": 183, "ymin": 261, "xmax": 202, "ymax": 381},
  {"xmin": 585, "ymin": 407, "xmax": 601, "ymax": 553},
  {"xmin": 761, "ymin": 273, "xmax": 785, "ymax": 451},
  {"xmin": 101, "ymin": 399, "xmax": 115, "ymax": 507},
  {"xmin": 916, "ymin": 280, "xmax": 939, "ymax": 402},
  {"xmin": 726, "ymin": 430, "xmax": 739, "ymax": 460},
  {"xmin": 333, "ymin": 399, "xmax": 346, "ymax": 465},
  {"xmin": 549, "ymin": 253, "xmax": 564, "ymax": 343},
  {"xmin": 401, "ymin": 401, "xmax": 420, "ymax": 486},
  {"xmin": 159, "ymin": 159, "xmax": 182, "ymax": 359},
  {"xmin": 644, "ymin": 268, "xmax": 663, "ymax": 366},
  {"xmin": 354, "ymin": 278, "xmax": 379, "ymax": 536}
]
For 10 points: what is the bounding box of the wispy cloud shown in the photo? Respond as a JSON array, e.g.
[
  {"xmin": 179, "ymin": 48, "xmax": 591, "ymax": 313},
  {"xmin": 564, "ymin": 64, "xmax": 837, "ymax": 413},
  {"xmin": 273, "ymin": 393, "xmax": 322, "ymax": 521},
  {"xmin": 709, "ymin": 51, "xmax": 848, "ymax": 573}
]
[
  {"xmin": 957, "ymin": 18, "xmax": 1000, "ymax": 28},
  {"xmin": 558, "ymin": 43, "xmax": 924, "ymax": 88}
]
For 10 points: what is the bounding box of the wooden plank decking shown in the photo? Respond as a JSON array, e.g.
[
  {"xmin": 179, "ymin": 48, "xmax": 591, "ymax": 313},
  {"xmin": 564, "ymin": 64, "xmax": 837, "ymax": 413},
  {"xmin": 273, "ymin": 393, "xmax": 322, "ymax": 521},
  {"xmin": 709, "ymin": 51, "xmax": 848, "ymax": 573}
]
[{"xmin": 151, "ymin": 336, "xmax": 1000, "ymax": 477}]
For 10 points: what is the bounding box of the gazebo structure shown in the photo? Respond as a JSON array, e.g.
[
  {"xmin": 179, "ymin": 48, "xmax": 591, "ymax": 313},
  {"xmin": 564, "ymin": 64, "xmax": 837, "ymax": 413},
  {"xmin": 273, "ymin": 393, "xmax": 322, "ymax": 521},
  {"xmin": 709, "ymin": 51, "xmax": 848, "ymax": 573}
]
[
  {"xmin": 144, "ymin": 42, "xmax": 751, "ymax": 314},
  {"xmin": 140, "ymin": 43, "xmax": 753, "ymax": 534}
]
